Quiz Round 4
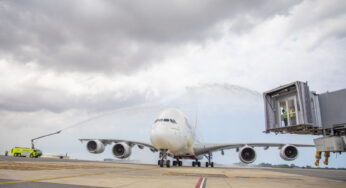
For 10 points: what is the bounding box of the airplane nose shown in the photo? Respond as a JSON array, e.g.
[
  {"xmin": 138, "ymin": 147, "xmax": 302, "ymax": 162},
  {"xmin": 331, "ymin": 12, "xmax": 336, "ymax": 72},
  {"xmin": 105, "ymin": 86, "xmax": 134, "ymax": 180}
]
[{"xmin": 150, "ymin": 124, "xmax": 183, "ymax": 152}]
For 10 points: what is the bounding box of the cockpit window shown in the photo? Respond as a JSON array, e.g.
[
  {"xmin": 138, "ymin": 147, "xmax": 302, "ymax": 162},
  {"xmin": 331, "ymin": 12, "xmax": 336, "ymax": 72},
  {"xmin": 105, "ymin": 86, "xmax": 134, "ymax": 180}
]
[{"xmin": 154, "ymin": 119, "xmax": 177, "ymax": 124}]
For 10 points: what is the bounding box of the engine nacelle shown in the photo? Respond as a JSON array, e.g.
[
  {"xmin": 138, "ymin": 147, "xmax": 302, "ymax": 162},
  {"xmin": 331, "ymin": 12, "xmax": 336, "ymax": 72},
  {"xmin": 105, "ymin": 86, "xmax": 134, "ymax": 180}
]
[
  {"xmin": 280, "ymin": 145, "xmax": 298, "ymax": 161},
  {"xmin": 86, "ymin": 140, "xmax": 105, "ymax": 154},
  {"xmin": 112, "ymin": 142, "xmax": 131, "ymax": 159},
  {"xmin": 239, "ymin": 146, "xmax": 256, "ymax": 164}
]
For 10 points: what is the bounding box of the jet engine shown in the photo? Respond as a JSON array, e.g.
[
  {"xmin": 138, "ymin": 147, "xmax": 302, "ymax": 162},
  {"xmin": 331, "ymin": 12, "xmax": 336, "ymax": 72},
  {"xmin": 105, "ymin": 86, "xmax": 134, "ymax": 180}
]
[
  {"xmin": 86, "ymin": 140, "xmax": 105, "ymax": 154},
  {"xmin": 239, "ymin": 146, "xmax": 256, "ymax": 164},
  {"xmin": 280, "ymin": 144, "xmax": 298, "ymax": 161},
  {"xmin": 112, "ymin": 142, "xmax": 131, "ymax": 159}
]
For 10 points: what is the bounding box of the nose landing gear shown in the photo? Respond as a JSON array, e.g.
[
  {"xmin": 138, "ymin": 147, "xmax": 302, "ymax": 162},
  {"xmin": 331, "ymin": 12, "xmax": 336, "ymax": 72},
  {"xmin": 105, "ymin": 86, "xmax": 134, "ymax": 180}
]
[{"xmin": 158, "ymin": 150, "xmax": 171, "ymax": 168}]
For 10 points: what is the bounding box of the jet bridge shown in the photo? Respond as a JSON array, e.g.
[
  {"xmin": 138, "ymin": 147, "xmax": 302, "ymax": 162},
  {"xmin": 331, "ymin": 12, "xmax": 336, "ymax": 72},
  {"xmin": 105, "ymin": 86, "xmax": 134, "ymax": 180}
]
[
  {"xmin": 263, "ymin": 81, "xmax": 322, "ymax": 135},
  {"xmin": 263, "ymin": 81, "xmax": 346, "ymax": 155}
]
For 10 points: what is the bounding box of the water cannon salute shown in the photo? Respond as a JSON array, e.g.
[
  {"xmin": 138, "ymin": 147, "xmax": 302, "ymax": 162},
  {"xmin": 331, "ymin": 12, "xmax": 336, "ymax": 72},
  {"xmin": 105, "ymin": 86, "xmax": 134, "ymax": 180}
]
[{"xmin": 0, "ymin": 0, "xmax": 345, "ymax": 187}]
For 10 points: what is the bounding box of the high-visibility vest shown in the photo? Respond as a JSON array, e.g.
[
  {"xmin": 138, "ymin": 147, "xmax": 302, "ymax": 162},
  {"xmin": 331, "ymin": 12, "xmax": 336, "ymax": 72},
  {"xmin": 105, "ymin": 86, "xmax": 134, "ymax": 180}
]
[
  {"xmin": 281, "ymin": 111, "xmax": 287, "ymax": 119},
  {"xmin": 289, "ymin": 109, "xmax": 295, "ymax": 118}
]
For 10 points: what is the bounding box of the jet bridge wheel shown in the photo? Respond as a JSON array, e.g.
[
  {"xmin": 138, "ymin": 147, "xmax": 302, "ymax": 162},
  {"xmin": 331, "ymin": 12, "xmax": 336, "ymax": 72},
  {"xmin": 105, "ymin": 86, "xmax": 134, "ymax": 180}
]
[
  {"xmin": 166, "ymin": 160, "xmax": 171, "ymax": 168},
  {"xmin": 178, "ymin": 161, "xmax": 182, "ymax": 166}
]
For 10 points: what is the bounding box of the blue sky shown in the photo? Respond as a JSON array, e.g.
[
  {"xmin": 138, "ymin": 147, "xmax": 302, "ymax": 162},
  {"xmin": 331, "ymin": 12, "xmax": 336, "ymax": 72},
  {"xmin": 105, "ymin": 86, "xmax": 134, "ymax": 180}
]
[{"xmin": 0, "ymin": 0, "xmax": 345, "ymax": 167}]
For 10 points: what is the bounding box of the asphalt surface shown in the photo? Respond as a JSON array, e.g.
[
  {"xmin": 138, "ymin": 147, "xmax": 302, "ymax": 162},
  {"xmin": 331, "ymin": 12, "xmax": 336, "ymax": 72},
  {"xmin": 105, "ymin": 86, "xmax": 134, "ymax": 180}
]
[
  {"xmin": 1, "ymin": 155, "xmax": 345, "ymax": 187},
  {"xmin": 0, "ymin": 179, "xmax": 102, "ymax": 188},
  {"xmin": 265, "ymin": 168, "xmax": 346, "ymax": 182},
  {"xmin": 0, "ymin": 155, "xmax": 91, "ymax": 163}
]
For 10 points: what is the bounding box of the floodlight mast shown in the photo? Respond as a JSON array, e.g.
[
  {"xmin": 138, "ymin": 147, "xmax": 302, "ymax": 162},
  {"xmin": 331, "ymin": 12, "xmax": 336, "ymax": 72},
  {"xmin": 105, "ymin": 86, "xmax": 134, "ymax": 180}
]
[{"xmin": 31, "ymin": 130, "xmax": 62, "ymax": 149}]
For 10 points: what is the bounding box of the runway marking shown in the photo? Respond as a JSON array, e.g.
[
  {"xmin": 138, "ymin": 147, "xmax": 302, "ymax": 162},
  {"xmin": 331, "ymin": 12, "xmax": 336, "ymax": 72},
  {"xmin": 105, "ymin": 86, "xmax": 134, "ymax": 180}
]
[
  {"xmin": 195, "ymin": 177, "xmax": 207, "ymax": 188},
  {"xmin": 0, "ymin": 167, "xmax": 158, "ymax": 185}
]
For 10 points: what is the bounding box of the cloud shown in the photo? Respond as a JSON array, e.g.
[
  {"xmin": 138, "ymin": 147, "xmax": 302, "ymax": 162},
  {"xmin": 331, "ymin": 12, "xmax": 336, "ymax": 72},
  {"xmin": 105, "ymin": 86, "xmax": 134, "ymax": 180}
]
[
  {"xmin": 0, "ymin": 0, "xmax": 301, "ymax": 73},
  {"xmin": 0, "ymin": 0, "xmax": 346, "ymax": 167}
]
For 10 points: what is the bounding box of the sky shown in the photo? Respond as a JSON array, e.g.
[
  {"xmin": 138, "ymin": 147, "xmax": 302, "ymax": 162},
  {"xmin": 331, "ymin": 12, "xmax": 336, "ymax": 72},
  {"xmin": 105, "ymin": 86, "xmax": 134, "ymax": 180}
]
[{"xmin": 0, "ymin": 0, "xmax": 345, "ymax": 167}]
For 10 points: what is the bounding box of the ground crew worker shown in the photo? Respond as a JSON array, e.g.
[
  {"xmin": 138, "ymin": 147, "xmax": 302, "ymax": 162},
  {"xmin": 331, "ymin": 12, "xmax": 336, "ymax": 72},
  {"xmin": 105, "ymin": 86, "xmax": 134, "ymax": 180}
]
[
  {"xmin": 289, "ymin": 108, "xmax": 296, "ymax": 125},
  {"xmin": 281, "ymin": 109, "xmax": 287, "ymax": 126}
]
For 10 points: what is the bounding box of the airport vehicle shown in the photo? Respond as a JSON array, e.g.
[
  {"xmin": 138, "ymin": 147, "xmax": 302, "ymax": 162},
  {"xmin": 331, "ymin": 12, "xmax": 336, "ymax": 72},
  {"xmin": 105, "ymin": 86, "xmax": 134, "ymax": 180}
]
[
  {"xmin": 11, "ymin": 147, "xmax": 42, "ymax": 158},
  {"xmin": 80, "ymin": 108, "xmax": 313, "ymax": 168}
]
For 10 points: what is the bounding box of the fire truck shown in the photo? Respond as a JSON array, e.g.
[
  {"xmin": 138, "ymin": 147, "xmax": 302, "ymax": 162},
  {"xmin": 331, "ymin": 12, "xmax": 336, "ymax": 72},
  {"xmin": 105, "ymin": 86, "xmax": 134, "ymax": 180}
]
[{"xmin": 11, "ymin": 147, "xmax": 42, "ymax": 158}]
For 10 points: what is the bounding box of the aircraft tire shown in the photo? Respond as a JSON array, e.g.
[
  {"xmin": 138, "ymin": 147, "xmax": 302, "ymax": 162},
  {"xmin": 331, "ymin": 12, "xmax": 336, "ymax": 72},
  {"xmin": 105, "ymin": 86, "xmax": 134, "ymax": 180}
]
[
  {"xmin": 211, "ymin": 162, "xmax": 214, "ymax": 168},
  {"xmin": 166, "ymin": 160, "xmax": 170, "ymax": 168},
  {"xmin": 206, "ymin": 162, "xmax": 209, "ymax": 167},
  {"xmin": 179, "ymin": 161, "xmax": 182, "ymax": 166}
]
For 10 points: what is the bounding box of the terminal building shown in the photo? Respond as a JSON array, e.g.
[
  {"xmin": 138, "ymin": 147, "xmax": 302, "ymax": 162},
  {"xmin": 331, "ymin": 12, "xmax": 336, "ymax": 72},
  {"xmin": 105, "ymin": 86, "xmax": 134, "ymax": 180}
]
[{"xmin": 263, "ymin": 81, "xmax": 346, "ymax": 165}]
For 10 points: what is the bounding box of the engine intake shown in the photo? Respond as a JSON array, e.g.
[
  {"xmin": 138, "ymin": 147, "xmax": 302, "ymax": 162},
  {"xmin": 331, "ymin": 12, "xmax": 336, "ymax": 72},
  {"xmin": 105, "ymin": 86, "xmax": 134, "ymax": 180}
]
[
  {"xmin": 280, "ymin": 145, "xmax": 298, "ymax": 161},
  {"xmin": 86, "ymin": 140, "xmax": 105, "ymax": 154},
  {"xmin": 239, "ymin": 146, "xmax": 256, "ymax": 164},
  {"xmin": 112, "ymin": 142, "xmax": 131, "ymax": 159}
]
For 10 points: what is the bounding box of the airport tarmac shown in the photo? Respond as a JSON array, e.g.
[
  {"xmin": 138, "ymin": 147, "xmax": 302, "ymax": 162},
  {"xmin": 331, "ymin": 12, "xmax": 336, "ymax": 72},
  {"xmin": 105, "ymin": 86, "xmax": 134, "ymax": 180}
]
[{"xmin": 0, "ymin": 156, "xmax": 345, "ymax": 188}]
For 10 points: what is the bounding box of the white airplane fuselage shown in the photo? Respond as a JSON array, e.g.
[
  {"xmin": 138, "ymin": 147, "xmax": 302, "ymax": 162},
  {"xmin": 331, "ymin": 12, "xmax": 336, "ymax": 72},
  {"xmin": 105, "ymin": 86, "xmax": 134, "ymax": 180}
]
[{"xmin": 150, "ymin": 108, "xmax": 195, "ymax": 157}]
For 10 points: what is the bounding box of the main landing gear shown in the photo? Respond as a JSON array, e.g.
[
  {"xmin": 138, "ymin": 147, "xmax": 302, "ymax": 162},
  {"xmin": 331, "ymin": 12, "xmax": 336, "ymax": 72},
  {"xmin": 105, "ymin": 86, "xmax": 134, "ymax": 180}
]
[
  {"xmin": 157, "ymin": 150, "xmax": 170, "ymax": 168},
  {"xmin": 205, "ymin": 153, "xmax": 214, "ymax": 168},
  {"xmin": 191, "ymin": 153, "xmax": 215, "ymax": 168},
  {"xmin": 205, "ymin": 161, "xmax": 214, "ymax": 168},
  {"xmin": 192, "ymin": 160, "xmax": 201, "ymax": 167},
  {"xmin": 172, "ymin": 159, "xmax": 183, "ymax": 166}
]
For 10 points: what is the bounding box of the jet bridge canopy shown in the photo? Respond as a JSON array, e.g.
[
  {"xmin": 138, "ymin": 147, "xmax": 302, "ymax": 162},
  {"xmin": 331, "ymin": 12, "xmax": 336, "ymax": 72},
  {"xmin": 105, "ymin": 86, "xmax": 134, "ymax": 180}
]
[{"xmin": 263, "ymin": 81, "xmax": 322, "ymax": 135}]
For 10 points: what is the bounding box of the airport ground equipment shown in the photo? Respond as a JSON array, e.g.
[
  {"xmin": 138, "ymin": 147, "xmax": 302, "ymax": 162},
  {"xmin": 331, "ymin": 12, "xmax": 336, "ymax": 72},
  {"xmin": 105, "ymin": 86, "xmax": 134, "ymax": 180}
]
[
  {"xmin": 263, "ymin": 81, "xmax": 346, "ymax": 165},
  {"xmin": 11, "ymin": 147, "xmax": 42, "ymax": 158},
  {"xmin": 31, "ymin": 130, "xmax": 62, "ymax": 149}
]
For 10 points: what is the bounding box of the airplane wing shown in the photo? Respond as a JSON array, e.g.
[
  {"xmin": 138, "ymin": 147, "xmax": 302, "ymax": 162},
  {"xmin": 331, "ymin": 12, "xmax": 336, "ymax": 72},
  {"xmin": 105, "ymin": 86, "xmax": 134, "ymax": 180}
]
[
  {"xmin": 79, "ymin": 138, "xmax": 158, "ymax": 152},
  {"xmin": 193, "ymin": 142, "xmax": 314, "ymax": 155}
]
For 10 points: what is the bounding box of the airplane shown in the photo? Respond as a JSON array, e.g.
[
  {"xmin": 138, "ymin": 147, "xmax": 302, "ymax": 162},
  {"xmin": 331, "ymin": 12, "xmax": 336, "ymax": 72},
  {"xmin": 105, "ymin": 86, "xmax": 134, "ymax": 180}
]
[{"xmin": 80, "ymin": 108, "xmax": 314, "ymax": 168}]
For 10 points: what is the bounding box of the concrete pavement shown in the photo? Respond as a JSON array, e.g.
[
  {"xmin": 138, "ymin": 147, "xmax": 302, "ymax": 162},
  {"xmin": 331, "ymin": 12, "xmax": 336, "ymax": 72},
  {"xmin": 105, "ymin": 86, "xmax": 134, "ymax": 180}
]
[{"xmin": 0, "ymin": 157, "xmax": 345, "ymax": 188}]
